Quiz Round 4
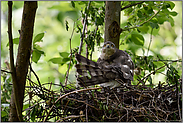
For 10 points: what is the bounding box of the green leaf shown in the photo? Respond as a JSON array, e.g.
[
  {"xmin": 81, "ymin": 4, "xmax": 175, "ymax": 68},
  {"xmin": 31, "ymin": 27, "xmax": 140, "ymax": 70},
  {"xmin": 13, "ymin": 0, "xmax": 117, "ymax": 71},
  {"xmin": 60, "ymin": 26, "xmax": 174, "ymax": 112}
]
[
  {"xmin": 165, "ymin": 1, "xmax": 175, "ymax": 10},
  {"xmin": 1, "ymin": 111, "xmax": 8, "ymax": 117},
  {"xmin": 33, "ymin": 33, "xmax": 44, "ymax": 44},
  {"xmin": 59, "ymin": 52, "xmax": 70, "ymax": 58},
  {"xmin": 169, "ymin": 11, "xmax": 178, "ymax": 16},
  {"xmin": 153, "ymin": 62, "xmax": 165, "ymax": 73},
  {"xmin": 148, "ymin": 75, "xmax": 153, "ymax": 86},
  {"xmin": 149, "ymin": 22, "xmax": 159, "ymax": 29},
  {"xmin": 71, "ymin": 1, "xmax": 75, "ymax": 8},
  {"xmin": 32, "ymin": 48, "xmax": 45, "ymax": 63},
  {"xmin": 65, "ymin": 11, "xmax": 78, "ymax": 21},
  {"xmin": 137, "ymin": 10, "xmax": 143, "ymax": 18},
  {"xmin": 6, "ymin": 38, "xmax": 19, "ymax": 46},
  {"xmin": 138, "ymin": 24, "xmax": 149, "ymax": 33},
  {"xmin": 62, "ymin": 58, "xmax": 70, "ymax": 63},
  {"xmin": 36, "ymin": 106, "xmax": 43, "ymax": 116},
  {"xmin": 65, "ymin": 20, "xmax": 69, "ymax": 31},
  {"xmin": 33, "ymin": 44, "xmax": 42, "ymax": 50},
  {"xmin": 131, "ymin": 33, "xmax": 144, "ymax": 46},
  {"xmin": 48, "ymin": 57, "xmax": 63, "ymax": 64},
  {"xmin": 147, "ymin": 7, "xmax": 153, "ymax": 14},
  {"xmin": 168, "ymin": 16, "xmax": 174, "ymax": 26},
  {"xmin": 144, "ymin": 6, "xmax": 148, "ymax": 10},
  {"xmin": 56, "ymin": 12, "xmax": 64, "ymax": 25},
  {"xmin": 31, "ymin": 107, "xmax": 36, "ymax": 122},
  {"xmin": 23, "ymin": 104, "xmax": 30, "ymax": 111}
]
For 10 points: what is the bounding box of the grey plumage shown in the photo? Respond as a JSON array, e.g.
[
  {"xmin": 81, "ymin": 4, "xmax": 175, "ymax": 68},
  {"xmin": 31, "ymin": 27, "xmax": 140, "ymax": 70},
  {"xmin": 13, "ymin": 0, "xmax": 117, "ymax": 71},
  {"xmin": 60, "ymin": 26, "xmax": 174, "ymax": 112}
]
[{"xmin": 75, "ymin": 41, "xmax": 134, "ymax": 88}]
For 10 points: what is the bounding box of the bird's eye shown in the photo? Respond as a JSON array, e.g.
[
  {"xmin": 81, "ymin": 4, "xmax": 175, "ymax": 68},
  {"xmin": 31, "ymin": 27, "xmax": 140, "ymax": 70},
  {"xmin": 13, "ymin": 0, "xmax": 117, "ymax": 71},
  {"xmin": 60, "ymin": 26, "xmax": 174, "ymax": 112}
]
[
  {"xmin": 103, "ymin": 44, "xmax": 106, "ymax": 47},
  {"xmin": 111, "ymin": 44, "xmax": 114, "ymax": 47}
]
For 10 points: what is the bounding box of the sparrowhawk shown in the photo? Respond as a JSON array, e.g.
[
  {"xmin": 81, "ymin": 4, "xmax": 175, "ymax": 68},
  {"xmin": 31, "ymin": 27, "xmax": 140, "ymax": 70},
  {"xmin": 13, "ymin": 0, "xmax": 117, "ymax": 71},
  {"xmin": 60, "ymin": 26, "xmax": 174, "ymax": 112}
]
[{"xmin": 75, "ymin": 41, "xmax": 134, "ymax": 88}]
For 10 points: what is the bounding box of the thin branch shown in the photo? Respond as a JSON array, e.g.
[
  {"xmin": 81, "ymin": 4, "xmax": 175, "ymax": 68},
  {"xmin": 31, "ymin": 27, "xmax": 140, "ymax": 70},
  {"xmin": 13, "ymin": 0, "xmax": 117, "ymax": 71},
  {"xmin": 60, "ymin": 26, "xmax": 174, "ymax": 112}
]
[
  {"xmin": 1, "ymin": 69, "xmax": 12, "ymax": 73},
  {"xmin": 175, "ymin": 75, "xmax": 181, "ymax": 120},
  {"xmin": 29, "ymin": 61, "xmax": 45, "ymax": 98},
  {"xmin": 121, "ymin": 1, "xmax": 145, "ymax": 11},
  {"xmin": 122, "ymin": 3, "xmax": 164, "ymax": 32},
  {"xmin": 90, "ymin": 22, "xmax": 99, "ymax": 60},
  {"xmin": 83, "ymin": 17, "xmax": 89, "ymax": 59},
  {"xmin": 139, "ymin": 65, "xmax": 166, "ymax": 85},
  {"xmin": 147, "ymin": 28, "xmax": 153, "ymax": 56},
  {"xmin": 43, "ymin": 87, "xmax": 102, "ymax": 122},
  {"xmin": 56, "ymin": 115, "xmax": 85, "ymax": 122},
  {"xmin": 64, "ymin": 22, "xmax": 75, "ymax": 87},
  {"xmin": 78, "ymin": 1, "xmax": 91, "ymax": 55},
  {"xmin": 153, "ymin": 59, "xmax": 182, "ymax": 62},
  {"xmin": 8, "ymin": 1, "xmax": 23, "ymax": 121},
  {"xmin": 112, "ymin": 89, "xmax": 129, "ymax": 121},
  {"xmin": 67, "ymin": 97, "xmax": 99, "ymax": 111},
  {"xmin": 86, "ymin": 100, "xmax": 88, "ymax": 122}
]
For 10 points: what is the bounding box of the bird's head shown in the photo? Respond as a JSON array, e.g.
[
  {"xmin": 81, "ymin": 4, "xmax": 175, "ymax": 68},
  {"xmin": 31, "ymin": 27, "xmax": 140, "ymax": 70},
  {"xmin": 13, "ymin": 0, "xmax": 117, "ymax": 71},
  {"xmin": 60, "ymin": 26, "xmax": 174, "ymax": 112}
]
[{"xmin": 100, "ymin": 41, "xmax": 117, "ymax": 60}]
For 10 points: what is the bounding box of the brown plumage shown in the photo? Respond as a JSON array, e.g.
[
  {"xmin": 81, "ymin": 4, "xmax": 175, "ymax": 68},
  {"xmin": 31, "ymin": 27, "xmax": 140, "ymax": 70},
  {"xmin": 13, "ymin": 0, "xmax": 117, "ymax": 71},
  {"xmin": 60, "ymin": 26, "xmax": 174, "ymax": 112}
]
[{"xmin": 75, "ymin": 41, "xmax": 134, "ymax": 88}]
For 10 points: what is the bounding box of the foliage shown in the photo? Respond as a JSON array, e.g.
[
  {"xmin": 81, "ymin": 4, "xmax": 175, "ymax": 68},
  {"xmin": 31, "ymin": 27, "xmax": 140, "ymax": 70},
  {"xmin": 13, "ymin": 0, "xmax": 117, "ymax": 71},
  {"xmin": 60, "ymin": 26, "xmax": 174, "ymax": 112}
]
[{"xmin": 1, "ymin": 73, "xmax": 12, "ymax": 121}]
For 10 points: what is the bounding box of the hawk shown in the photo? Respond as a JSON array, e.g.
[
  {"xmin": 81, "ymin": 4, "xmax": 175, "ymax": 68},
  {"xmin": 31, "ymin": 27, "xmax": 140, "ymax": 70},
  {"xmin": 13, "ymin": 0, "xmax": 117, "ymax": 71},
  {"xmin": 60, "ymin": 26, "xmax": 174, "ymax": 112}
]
[{"xmin": 75, "ymin": 41, "xmax": 134, "ymax": 88}]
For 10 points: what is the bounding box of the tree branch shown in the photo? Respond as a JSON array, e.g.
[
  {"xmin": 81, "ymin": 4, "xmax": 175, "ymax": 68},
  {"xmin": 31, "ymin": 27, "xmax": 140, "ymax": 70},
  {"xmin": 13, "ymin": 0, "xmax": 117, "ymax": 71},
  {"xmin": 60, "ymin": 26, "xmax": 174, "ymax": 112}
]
[
  {"xmin": 1, "ymin": 69, "xmax": 12, "ymax": 73},
  {"xmin": 9, "ymin": 1, "xmax": 38, "ymax": 121},
  {"xmin": 138, "ymin": 64, "xmax": 166, "ymax": 85},
  {"xmin": 147, "ymin": 28, "xmax": 153, "ymax": 56},
  {"xmin": 29, "ymin": 61, "xmax": 45, "ymax": 98},
  {"xmin": 121, "ymin": 1, "xmax": 145, "ymax": 11},
  {"xmin": 8, "ymin": 1, "xmax": 23, "ymax": 121},
  {"xmin": 78, "ymin": 1, "xmax": 91, "ymax": 55},
  {"xmin": 64, "ymin": 22, "xmax": 75, "ymax": 87}
]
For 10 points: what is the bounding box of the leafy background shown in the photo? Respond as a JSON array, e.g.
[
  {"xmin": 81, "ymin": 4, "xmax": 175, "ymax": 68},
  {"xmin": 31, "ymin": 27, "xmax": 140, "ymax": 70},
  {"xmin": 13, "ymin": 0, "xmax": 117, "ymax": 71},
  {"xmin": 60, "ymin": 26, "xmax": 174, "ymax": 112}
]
[{"xmin": 1, "ymin": 1, "xmax": 182, "ymax": 121}]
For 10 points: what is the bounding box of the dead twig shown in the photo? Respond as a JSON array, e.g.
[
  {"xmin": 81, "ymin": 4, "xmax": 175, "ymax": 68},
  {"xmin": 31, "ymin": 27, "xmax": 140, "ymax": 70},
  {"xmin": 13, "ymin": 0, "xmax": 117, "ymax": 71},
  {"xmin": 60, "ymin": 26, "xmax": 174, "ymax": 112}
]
[
  {"xmin": 78, "ymin": 1, "xmax": 91, "ymax": 54},
  {"xmin": 43, "ymin": 87, "xmax": 102, "ymax": 122}
]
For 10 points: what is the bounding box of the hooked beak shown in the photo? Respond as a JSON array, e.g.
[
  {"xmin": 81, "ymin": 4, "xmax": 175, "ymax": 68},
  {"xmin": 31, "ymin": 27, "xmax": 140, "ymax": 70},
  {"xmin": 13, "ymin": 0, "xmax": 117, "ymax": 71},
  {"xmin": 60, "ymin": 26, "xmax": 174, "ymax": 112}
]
[{"xmin": 106, "ymin": 44, "xmax": 110, "ymax": 48}]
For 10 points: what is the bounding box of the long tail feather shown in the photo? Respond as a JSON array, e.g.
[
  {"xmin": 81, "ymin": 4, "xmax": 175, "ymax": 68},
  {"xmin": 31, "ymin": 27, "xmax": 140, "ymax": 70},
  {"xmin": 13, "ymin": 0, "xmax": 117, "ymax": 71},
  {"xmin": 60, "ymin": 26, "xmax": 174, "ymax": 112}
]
[{"xmin": 75, "ymin": 53, "xmax": 103, "ymax": 69}]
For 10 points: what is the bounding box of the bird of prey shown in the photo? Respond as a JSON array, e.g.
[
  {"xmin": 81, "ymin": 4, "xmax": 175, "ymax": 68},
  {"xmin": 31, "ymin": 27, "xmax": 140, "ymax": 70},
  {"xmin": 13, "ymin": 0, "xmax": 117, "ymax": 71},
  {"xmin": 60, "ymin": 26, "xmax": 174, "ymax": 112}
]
[{"xmin": 75, "ymin": 41, "xmax": 134, "ymax": 88}]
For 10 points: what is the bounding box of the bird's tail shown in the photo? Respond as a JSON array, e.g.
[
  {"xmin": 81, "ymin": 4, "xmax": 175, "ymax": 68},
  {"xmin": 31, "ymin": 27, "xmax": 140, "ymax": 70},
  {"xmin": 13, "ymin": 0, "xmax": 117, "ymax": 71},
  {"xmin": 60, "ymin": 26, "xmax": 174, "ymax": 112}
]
[{"xmin": 75, "ymin": 54, "xmax": 110, "ymax": 87}]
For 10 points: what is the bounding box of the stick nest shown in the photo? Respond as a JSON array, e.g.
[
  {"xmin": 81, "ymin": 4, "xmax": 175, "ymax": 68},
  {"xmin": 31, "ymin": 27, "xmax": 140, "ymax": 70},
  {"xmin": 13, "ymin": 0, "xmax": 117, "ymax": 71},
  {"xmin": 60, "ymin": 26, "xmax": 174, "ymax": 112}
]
[{"xmin": 24, "ymin": 79, "xmax": 182, "ymax": 122}]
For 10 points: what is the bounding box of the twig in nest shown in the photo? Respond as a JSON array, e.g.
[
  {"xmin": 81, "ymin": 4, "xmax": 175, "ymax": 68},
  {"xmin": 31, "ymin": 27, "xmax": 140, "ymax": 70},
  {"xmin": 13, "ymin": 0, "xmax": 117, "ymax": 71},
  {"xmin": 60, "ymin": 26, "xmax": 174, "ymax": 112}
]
[
  {"xmin": 43, "ymin": 87, "xmax": 102, "ymax": 122},
  {"xmin": 86, "ymin": 100, "xmax": 88, "ymax": 122},
  {"xmin": 112, "ymin": 89, "xmax": 129, "ymax": 121},
  {"xmin": 67, "ymin": 97, "xmax": 100, "ymax": 111},
  {"xmin": 56, "ymin": 115, "xmax": 85, "ymax": 122}
]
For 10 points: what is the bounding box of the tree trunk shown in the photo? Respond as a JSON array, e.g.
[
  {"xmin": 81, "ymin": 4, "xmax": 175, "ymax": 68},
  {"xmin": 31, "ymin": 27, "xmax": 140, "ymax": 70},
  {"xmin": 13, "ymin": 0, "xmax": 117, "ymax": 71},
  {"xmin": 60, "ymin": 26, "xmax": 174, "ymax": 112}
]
[
  {"xmin": 104, "ymin": 1, "xmax": 121, "ymax": 49},
  {"xmin": 9, "ymin": 1, "xmax": 37, "ymax": 121}
]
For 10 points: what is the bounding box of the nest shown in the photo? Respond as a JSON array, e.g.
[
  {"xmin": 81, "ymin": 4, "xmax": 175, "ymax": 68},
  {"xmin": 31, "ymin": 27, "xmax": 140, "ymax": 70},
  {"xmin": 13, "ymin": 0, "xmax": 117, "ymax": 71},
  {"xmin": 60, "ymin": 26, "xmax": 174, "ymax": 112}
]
[{"xmin": 24, "ymin": 79, "xmax": 182, "ymax": 122}]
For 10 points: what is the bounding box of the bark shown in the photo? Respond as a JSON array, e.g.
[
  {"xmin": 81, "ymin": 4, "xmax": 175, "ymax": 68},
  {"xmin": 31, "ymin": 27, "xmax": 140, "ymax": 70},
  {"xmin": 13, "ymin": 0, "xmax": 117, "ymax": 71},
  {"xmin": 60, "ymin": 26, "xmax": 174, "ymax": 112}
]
[
  {"xmin": 9, "ymin": 1, "xmax": 37, "ymax": 121},
  {"xmin": 8, "ymin": 1, "xmax": 21, "ymax": 121},
  {"xmin": 104, "ymin": 1, "xmax": 121, "ymax": 48}
]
